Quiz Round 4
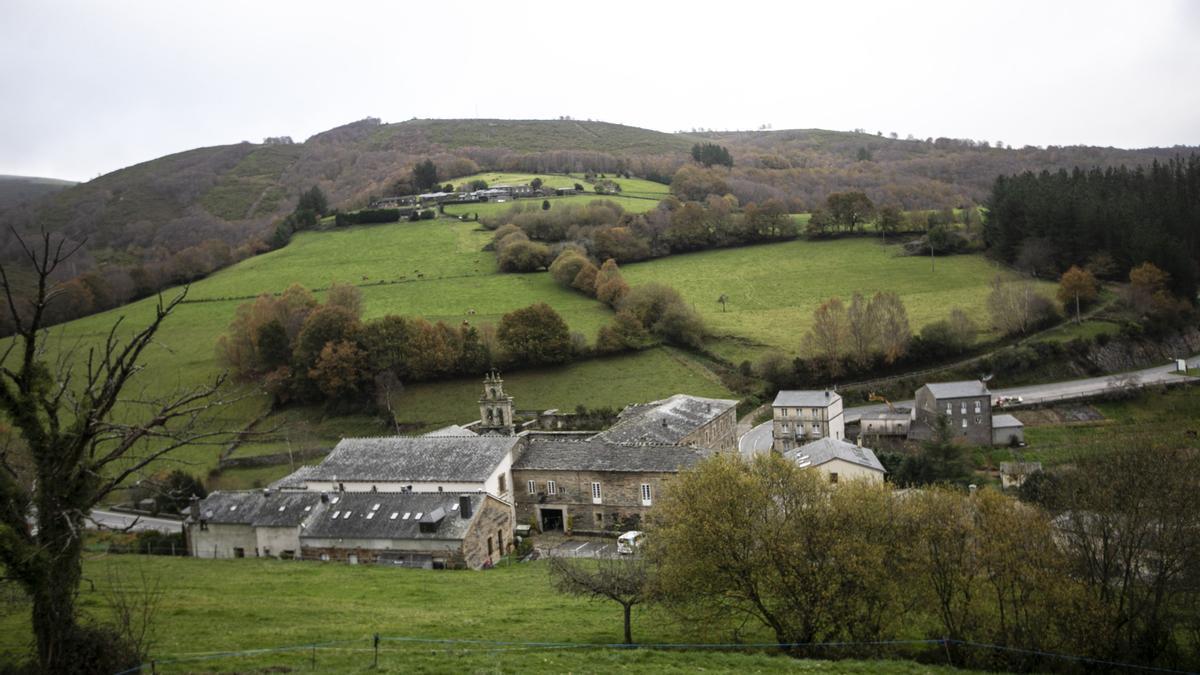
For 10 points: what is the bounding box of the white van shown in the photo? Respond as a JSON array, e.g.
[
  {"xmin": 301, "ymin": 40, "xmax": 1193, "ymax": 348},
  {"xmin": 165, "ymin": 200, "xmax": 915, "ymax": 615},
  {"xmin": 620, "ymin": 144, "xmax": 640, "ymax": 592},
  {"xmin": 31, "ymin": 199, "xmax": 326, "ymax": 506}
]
[{"xmin": 617, "ymin": 531, "xmax": 643, "ymax": 555}]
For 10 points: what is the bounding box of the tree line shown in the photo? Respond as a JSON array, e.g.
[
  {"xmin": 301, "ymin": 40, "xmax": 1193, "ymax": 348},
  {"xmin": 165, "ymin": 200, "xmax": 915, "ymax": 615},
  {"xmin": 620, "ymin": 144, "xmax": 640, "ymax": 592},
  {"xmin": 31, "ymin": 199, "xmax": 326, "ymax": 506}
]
[
  {"xmin": 562, "ymin": 448, "xmax": 1200, "ymax": 672},
  {"xmin": 985, "ymin": 156, "xmax": 1200, "ymax": 301}
]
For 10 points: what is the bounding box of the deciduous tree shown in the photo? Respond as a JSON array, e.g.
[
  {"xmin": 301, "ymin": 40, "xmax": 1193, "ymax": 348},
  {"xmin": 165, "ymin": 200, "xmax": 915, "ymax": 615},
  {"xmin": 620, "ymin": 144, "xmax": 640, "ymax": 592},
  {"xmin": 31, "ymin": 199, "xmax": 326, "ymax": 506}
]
[{"xmin": 1057, "ymin": 266, "xmax": 1098, "ymax": 323}]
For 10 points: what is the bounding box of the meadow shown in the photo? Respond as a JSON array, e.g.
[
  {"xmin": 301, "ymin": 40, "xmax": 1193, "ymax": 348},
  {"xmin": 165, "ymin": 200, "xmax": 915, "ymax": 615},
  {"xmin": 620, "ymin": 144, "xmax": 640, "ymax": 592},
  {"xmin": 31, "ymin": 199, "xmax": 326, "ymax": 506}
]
[
  {"xmin": 620, "ymin": 238, "xmax": 1055, "ymax": 363},
  {"xmin": 442, "ymin": 192, "xmax": 661, "ymax": 219},
  {"xmin": 0, "ymin": 555, "xmax": 976, "ymax": 674}
]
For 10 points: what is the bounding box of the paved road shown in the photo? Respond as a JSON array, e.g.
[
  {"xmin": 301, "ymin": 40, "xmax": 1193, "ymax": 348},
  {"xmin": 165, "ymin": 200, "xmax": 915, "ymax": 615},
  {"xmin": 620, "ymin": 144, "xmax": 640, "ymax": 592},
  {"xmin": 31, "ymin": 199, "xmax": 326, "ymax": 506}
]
[
  {"xmin": 739, "ymin": 356, "xmax": 1200, "ymax": 455},
  {"xmin": 540, "ymin": 538, "xmax": 622, "ymax": 559},
  {"xmin": 87, "ymin": 509, "xmax": 184, "ymax": 534}
]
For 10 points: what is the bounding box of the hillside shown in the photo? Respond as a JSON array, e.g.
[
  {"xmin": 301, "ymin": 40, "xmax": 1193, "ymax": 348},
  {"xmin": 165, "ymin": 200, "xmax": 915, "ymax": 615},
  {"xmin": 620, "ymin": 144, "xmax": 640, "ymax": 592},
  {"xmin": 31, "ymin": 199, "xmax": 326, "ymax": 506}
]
[{"xmin": 0, "ymin": 174, "xmax": 75, "ymax": 210}]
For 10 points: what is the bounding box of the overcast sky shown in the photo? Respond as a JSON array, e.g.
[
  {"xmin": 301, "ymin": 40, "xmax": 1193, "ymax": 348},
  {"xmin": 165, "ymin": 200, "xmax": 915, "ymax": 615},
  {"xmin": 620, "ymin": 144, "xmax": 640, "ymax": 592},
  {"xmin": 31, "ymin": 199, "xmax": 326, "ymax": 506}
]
[{"xmin": 3, "ymin": 0, "xmax": 1199, "ymax": 182}]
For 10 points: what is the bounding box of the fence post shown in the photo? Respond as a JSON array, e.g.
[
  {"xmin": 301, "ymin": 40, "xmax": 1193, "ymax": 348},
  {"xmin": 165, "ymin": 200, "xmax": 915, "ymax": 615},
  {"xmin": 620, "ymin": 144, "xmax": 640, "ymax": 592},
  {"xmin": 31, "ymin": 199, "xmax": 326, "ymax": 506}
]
[{"xmin": 373, "ymin": 633, "xmax": 380, "ymax": 668}]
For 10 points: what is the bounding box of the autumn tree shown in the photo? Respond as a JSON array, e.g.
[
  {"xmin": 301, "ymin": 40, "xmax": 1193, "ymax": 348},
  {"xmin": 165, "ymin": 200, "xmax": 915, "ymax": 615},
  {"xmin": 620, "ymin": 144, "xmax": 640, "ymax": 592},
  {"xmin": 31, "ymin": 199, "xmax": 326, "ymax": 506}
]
[
  {"xmin": 1056, "ymin": 265, "xmax": 1099, "ymax": 323},
  {"xmin": 594, "ymin": 258, "xmax": 630, "ymax": 307},
  {"xmin": 826, "ymin": 191, "xmax": 876, "ymax": 232},
  {"xmin": 846, "ymin": 292, "xmax": 880, "ymax": 366},
  {"xmin": 872, "ymin": 291, "xmax": 911, "ymax": 363},
  {"xmin": 0, "ymin": 233, "xmax": 232, "ymax": 671},
  {"xmin": 497, "ymin": 303, "xmax": 572, "ymax": 365},
  {"xmin": 548, "ymin": 555, "xmax": 649, "ymax": 644},
  {"xmin": 803, "ymin": 297, "xmax": 849, "ymax": 371},
  {"xmin": 309, "ymin": 340, "xmax": 371, "ymax": 401},
  {"xmin": 1128, "ymin": 261, "xmax": 1178, "ymax": 316}
]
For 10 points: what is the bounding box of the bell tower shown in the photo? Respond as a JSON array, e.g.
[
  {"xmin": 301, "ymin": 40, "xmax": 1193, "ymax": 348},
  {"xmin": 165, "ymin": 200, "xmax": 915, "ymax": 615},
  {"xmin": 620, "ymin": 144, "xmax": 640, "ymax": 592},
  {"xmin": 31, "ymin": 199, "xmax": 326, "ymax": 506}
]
[{"xmin": 478, "ymin": 370, "xmax": 515, "ymax": 435}]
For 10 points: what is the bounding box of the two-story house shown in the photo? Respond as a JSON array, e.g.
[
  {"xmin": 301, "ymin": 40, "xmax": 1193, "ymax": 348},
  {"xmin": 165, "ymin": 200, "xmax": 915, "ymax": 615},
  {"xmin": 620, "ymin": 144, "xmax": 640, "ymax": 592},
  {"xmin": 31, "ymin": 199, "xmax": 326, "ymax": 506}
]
[
  {"xmin": 771, "ymin": 390, "xmax": 844, "ymax": 452},
  {"xmin": 512, "ymin": 437, "xmax": 711, "ymax": 534},
  {"xmin": 913, "ymin": 380, "xmax": 992, "ymax": 445}
]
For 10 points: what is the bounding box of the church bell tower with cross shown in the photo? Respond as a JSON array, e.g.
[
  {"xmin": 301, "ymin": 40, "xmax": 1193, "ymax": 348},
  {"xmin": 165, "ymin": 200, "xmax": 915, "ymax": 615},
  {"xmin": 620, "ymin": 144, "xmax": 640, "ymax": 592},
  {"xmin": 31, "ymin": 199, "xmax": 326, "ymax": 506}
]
[{"xmin": 478, "ymin": 370, "xmax": 515, "ymax": 435}]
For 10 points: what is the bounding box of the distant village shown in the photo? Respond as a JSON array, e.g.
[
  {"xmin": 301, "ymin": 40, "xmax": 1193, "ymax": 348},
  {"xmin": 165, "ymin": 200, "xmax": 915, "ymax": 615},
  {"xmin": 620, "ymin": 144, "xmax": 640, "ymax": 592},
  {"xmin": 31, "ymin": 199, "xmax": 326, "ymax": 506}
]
[{"xmin": 186, "ymin": 371, "xmax": 1032, "ymax": 570}]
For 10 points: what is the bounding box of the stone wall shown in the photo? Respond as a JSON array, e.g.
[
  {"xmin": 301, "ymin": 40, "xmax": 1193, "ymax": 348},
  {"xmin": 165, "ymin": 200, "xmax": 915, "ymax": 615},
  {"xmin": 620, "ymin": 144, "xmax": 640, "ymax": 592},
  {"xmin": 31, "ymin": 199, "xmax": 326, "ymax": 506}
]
[
  {"xmin": 513, "ymin": 469, "xmax": 675, "ymax": 534},
  {"xmin": 461, "ymin": 496, "xmax": 514, "ymax": 568},
  {"xmin": 683, "ymin": 407, "xmax": 738, "ymax": 452}
]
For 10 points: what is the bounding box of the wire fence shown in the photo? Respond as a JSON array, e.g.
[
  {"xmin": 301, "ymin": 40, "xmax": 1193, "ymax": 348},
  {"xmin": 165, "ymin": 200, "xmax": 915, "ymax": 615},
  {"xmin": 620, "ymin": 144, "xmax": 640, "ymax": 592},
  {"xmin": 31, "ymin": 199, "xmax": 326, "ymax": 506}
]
[{"xmin": 112, "ymin": 635, "xmax": 1200, "ymax": 675}]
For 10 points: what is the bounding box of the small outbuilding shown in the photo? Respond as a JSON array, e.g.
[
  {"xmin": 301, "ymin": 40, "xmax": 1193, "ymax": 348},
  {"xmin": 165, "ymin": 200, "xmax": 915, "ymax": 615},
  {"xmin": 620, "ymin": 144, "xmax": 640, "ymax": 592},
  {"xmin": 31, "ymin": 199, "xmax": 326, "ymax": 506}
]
[{"xmin": 991, "ymin": 414, "xmax": 1025, "ymax": 447}]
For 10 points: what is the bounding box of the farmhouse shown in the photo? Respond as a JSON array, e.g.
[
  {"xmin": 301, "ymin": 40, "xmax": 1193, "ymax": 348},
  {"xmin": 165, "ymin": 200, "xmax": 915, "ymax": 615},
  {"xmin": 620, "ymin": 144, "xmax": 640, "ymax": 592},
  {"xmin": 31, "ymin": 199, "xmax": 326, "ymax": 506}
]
[
  {"xmin": 512, "ymin": 437, "xmax": 711, "ymax": 534},
  {"xmin": 783, "ymin": 437, "xmax": 886, "ymax": 483},
  {"xmin": 298, "ymin": 435, "xmax": 521, "ymax": 501},
  {"xmin": 186, "ymin": 490, "xmax": 511, "ymax": 569},
  {"xmin": 913, "ymin": 381, "xmax": 993, "ymax": 445},
  {"xmin": 595, "ymin": 394, "xmax": 738, "ymax": 452},
  {"xmin": 299, "ymin": 491, "xmax": 512, "ymax": 569},
  {"xmin": 187, "ymin": 490, "xmax": 323, "ymax": 560},
  {"xmin": 772, "ymin": 390, "xmax": 845, "ymax": 451}
]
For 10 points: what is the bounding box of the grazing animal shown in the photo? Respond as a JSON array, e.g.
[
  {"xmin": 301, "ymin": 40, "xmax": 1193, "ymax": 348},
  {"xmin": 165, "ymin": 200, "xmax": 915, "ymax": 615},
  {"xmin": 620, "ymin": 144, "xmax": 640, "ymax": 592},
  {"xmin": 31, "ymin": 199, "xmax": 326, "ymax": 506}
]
[
  {"xmin": 361, "ymin": 275, "xmax": 369, "ymax": 281},
  {"xmin": 467, "ymin": 309, "xmax": 476, "ymax": 315},
  {"xmin": 417, "ymin": 273, "xmax": 424, "ymax": 279}
]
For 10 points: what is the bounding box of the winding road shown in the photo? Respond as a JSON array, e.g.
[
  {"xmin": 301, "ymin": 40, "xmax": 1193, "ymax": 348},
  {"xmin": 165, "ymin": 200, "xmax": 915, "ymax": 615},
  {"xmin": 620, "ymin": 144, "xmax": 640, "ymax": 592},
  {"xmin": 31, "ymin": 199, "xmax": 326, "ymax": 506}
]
[{"xmin": 740, "ymin": 356, "xmax": 1200, "ymax": 457}]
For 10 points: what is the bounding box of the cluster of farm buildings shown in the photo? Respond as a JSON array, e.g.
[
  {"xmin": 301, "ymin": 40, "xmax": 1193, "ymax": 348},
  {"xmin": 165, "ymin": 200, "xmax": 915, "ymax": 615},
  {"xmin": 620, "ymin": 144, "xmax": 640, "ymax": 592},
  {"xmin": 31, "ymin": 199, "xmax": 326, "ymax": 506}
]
[
  {"xmin": 186, "ymin": 373, "xmax": 1027, "ymax": 569},
  {"xmin": 370, "ymin": 182, "xmax": 579, "ymax": 210}
]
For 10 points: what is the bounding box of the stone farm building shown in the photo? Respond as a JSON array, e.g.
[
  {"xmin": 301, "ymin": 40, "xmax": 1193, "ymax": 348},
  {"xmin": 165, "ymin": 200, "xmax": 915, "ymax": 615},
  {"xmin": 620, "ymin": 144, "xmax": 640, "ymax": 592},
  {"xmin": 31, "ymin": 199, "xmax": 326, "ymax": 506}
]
[
  {"xmin": 913, "ymin": 381, "xmax": 994, "ymax": 445},
  {"xmin": 595, "ymin": 394, "xmax": 738, "ymax": 453},
  {"xmin": 187, "ymin": 490, "xmax": 512, "ymax": 569},
  {"xmin": 771, "ymin": 389, "xmax": 845, "ymax": 451},
  {"xmin": 512, "ymin": 437, "xmax": 711, "ymax": 534}
]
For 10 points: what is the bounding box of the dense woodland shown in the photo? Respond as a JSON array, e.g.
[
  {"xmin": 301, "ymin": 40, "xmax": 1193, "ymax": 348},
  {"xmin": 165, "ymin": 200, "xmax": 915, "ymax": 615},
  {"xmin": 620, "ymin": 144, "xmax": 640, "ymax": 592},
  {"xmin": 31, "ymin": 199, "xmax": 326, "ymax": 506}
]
[
  {"xmin": 1, "ymin": 117, "xmax": 1196, "ymax": 333},
  {"xmin": 985, "ymin": 155, "xmax": 1200, "ymax": 299}
]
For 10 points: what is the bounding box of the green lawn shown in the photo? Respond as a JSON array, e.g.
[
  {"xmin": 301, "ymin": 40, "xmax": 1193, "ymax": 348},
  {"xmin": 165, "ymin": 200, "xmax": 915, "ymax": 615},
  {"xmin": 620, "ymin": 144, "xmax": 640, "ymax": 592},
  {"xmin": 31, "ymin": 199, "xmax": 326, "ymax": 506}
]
[
  {"xmin": 621, "ymin": 239, "xmax": 1053, "ymax": 363},
  {"xmin": 442, "ymin": 193, "xmax": 660, "ymax": 220},
  {"xmin": 0, "ymin": 555, "xmax": 976, "ymax": 673},
  {"xmin": 1036, "ymin": 319, "xmax": 1121, "ymax": 344}
]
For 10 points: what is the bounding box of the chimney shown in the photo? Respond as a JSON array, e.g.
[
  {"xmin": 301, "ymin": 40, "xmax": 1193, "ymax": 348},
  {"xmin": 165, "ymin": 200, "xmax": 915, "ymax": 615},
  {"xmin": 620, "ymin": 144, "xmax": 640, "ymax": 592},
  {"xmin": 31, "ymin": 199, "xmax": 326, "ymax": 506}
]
[
  {"xmin": 661, "ymin": 418, "xmax": 668, "ymax": 428},
  {"xmin": 824, "ymin": 389, "xmax": 830, "ymax": 398},
  {"xmin": 188, "ymin": 494, "xmax": 200, "ymax": 521},
  {"xmin": 459, "ymin": 495, "xmax": 473, "ymax": 519},
  {"xmin": 320, "ymin": 493, "xmax": 329, "ymax": 504}
]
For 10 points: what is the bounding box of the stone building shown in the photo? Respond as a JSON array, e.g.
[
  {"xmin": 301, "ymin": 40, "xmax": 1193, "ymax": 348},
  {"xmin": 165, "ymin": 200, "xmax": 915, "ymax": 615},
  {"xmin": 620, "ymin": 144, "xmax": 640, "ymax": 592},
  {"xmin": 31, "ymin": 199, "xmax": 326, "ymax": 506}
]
[
  {"xmin": 299, "ymin": 492, "xmax": 512, "ymax": 569},
  {"xmin": 772, "ymin": 390, "xmax": 845, "ymax": 451},
  {"xmin": 186, "ymin": 490, "xmax": 511, "ymax": 569},
  {"xmin": 595, "ymin": 394, "xmax": 738, "ymax": 453},
  {"xmin": 477, "ymin": 370, "xmax": 515, "ymax": 435},
  {"xmin": 187, "ymin": 490, "xmax": 323, "ymax": 560},
  {"xmin": 295, "ymin": 435, "xmax": 521, "ymax": 501},
  {"xmin": 913, "ymin": 381, "xmax": 993, "ymax": 445},
  {"xmin": 783, "ymin": 437, "xmax": 886, "ymax": 483},
  {"xmin": 512, "ymin": 437, "xmax": 710, "ymax": 534}
]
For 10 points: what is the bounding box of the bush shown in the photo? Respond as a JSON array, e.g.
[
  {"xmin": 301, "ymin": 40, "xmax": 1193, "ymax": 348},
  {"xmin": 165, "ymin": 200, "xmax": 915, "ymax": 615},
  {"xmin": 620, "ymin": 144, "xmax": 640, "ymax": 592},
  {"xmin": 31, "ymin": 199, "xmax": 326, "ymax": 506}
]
[{"xmin": 337, "ymin": 208, "xmax": 401, "ymax": 226}]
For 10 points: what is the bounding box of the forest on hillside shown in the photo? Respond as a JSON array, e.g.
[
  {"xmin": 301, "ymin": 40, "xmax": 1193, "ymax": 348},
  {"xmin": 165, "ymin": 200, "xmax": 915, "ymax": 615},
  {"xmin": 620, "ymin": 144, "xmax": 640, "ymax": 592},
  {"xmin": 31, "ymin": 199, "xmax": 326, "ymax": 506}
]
[{"xmin": 0, "ymin": 117, "xmax": 1196, "ymax": 333}]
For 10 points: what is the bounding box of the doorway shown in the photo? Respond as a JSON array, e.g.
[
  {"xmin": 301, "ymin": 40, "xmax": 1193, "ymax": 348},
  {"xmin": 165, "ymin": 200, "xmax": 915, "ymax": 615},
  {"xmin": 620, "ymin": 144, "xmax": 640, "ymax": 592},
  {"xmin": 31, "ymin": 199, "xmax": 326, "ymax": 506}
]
[{"xmin": 539, "ymin": 507, "xmax": 565, "ymax": 532}]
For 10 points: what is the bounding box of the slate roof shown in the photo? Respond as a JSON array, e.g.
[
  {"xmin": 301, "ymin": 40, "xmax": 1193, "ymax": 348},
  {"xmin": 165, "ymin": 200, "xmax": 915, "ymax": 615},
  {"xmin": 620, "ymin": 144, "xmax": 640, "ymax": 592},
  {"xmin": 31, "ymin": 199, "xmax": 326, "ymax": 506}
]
[
  {"xmin": 301, "ymin": 492, "xmax": 485, "ymax": 541},
  {"xmin": 784, "ymin": 437, "xmax": 886, "ymax": 473},
  {"xmin": 514, "ymin": 437, "xmax": 712, "ymax": 473},
  {"xmin": 923, "ymin": 381, "xmax": 990, "ymax": 399},
  {"xmin": 268, "ymin": 465, "xmax": 318, "ymax": 490},
  {"xmin": 198, "ymin": 490, "xmax": 323, "ymax": 526},
  {"xmin": 307, "ymin": 436, "xmax": 519, "ymax": 483},
  {"xmin": 993, "ymin": 414, "xmax": 1024, "ymax": 429},
  {"xmin": 595, "ymin": 394, "xmax": 736, "ymax": 445},
  {"xmin": 773, "ymin": 390, "xmax": 841, "ymax": 407},
  {"xmin": 424, "ymin": 425, "xmax": 478, "ymax": 438}
]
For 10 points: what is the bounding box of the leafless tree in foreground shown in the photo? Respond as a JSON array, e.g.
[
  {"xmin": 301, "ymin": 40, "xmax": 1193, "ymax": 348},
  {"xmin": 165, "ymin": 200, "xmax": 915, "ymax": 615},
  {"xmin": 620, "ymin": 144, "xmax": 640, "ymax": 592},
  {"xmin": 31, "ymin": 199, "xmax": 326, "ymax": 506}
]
[
  {"xmin": 0, "ymin": 229, "xmax": 234, "ymax": 671},
  {"xmin": 548, "ymin": 554, "xmax": 649, "ymax": 644}
]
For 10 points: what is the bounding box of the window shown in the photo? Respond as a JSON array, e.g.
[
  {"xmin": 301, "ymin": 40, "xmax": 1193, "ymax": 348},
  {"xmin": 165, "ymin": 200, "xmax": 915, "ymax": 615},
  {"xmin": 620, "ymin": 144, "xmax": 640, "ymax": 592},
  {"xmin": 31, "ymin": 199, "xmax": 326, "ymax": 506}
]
[
  {"xmin": 487, "ymin": 537, "xmax": 493, "ymax": 557},
  {"xmin": 547, "ymin": 480, "xmax": 557, "ymax": 495},
  {"xmin": 974, "ymin": 400, "xmax": 982, "ymax": 414},
  {"xmin": 812, "ymin": 423, "xmax": 821, "ymax": 437},
  {"xmin": 594, "ymin": 512, "xmax": 604, "ymax": 527},
  {"xmin": 960, "ymin": 402, "xmax": 967, "ymax": 415},
  {"xmin": 962, "ymin": 418, "xmax": 968, "ymax": 428},
  {"xmin": 641, "ymin": 484, "xmax": 653, "ymax": 506},
  {"xmin": 591, "ymin": 482, "xmax": 602, "ymax": 504},
  {"xmin": 498, "ymin": 474, "xmax": 507, "ymax": 494},
  {"xmin": 527, "ymin": 480, "xmax": 536, "ymax": 495},
  {"xmin": 945, "ymin": 403, "xmax": 952, "ymax": 415},
  {"xmin": 498, "ymin": 529, "xmax": 504, "ymax": 554},
  {"xmin": 782, "ymin": 408, "xmax": 789, "ymax": 417},
  {"xmin": 829, "ymin": 473, "xmax": 839, "ymax": 484}
]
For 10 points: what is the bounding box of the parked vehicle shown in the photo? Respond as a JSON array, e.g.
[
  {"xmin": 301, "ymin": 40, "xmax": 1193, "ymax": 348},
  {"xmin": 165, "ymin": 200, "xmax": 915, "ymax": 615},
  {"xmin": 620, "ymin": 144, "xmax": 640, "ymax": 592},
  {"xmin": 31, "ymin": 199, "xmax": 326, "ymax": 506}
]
[{"xmin": 617, "ymin": 531, "xmax": 643, "ymax": 555}]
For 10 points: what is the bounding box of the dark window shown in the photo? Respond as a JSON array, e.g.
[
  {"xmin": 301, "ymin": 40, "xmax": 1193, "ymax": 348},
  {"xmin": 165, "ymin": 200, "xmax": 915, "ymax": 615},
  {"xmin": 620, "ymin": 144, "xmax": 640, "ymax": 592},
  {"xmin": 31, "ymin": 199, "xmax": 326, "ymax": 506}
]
[
  {"xmin": 487, "ymin": 537, "xmax": 494, "ymax": 557},
  {"xmin": 829, "ymin": 473, "xmax": 839, "ymax": 484}
]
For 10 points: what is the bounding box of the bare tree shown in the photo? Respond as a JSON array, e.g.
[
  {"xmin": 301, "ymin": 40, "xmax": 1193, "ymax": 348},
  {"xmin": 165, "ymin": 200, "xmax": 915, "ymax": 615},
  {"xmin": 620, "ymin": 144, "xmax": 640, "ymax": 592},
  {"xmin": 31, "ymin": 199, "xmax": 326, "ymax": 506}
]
[
  {"xmin": 547, "ymin": 555, "xmax": 649, "ymax": 644},
  {"xmin": 803, "ymin": 297, "xmax": 848, "ymax": 372},
  {"xmin": 0, "ymin": 230, "xmax": 233, "ymax": 670},
  {"xmin": 872, "ymin": 291, "xmax": 911, "ymax": 364},
  {"xmin": 846, "ymin": 292, "xmax": 880, "ymax": 366}
]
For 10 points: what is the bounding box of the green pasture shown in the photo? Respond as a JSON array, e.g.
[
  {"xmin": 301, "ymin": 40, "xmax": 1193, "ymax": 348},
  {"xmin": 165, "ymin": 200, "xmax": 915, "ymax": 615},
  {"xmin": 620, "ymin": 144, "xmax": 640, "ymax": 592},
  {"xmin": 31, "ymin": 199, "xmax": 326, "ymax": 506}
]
[
  {"xmin": 442, "ymin": 193, "xmax": 660, "ymax": 220},
  {"xmin": 620, "ymin": 238, "xmax": 1054, "ymax": 363},
  {"xmin": 0, "ymin": 555, "xmax": 976, "ymax": 673}
]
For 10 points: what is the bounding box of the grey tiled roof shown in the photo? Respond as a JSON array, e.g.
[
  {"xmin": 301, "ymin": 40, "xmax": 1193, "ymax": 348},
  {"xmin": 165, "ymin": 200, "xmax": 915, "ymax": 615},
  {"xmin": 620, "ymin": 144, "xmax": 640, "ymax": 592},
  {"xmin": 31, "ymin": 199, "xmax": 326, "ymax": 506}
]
[
  {"xmin": 992, "ymin": 414, "xmax": 1024, "ymax": 429},
  {"xmin": 514, "ymin": 437, "xmax": 712, "ymax": 473},
  {"xmin": 308, "ymin": 436, "xmax": 519, "ymax": 483},
  {"xmin": 198, "ymin": 490, "xmax": 323, "ymax": 526},
  {"xmin": 595, "ymin": 394, "xmax": 736, "ymax": 445},
  {"xmin": 301, "ymin": 492, "xmax": 484, "ymax": 541},
  {"xmin": 923, "ymin": 381, "xmax": 990, "ymax": 399},
  {"xmin": 424, "ymin": 425, "xmax": 478, "ymax": 437},
  {"xmin": 773, "ymin": 390, "xmax": 841, "ymax": 407},
  {"xmin": 268, "ymin": 465, "xmax": 318, "ymax": 490},
  {"xmin": 784, "ymin": 437, "xmax": 886, "ymax": 473}
]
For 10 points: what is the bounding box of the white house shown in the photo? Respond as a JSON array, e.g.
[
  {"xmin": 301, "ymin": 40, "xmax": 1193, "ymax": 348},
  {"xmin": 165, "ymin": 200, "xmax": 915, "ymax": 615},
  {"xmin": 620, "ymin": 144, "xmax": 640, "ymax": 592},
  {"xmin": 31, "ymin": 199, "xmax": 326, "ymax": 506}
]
[
  {"xmin": 772, "ymin": 390, "xmax": 845, "ymax": 451},
  {"xmin": 783, "ymin": 437, "xmax": 886, "ymax": 483}
]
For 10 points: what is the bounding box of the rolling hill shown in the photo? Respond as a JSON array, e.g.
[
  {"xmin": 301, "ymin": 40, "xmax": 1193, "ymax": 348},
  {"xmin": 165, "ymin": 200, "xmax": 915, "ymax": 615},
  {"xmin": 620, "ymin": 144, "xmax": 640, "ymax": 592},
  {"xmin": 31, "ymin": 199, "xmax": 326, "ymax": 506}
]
[{"xmin": 0, "ymin": 174, "xmax": 75, "ymax": 210}]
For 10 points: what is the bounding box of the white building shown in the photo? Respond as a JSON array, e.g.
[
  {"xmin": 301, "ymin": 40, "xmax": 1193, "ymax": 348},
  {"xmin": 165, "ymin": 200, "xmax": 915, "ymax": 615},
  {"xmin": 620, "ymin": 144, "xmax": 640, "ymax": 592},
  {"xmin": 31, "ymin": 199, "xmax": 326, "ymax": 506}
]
[
  {"xmin": 783, "ymin": 437, "xmax": 886, "ymax": 484},
  {"xmin": 772, "ymin": 390, "xmax": 845, "ymax": 451}
]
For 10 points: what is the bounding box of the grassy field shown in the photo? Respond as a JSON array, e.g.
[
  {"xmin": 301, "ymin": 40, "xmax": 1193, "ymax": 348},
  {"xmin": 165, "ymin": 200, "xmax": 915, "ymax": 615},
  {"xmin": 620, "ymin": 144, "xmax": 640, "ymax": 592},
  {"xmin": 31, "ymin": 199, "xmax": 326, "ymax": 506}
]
[
  {"xmin": 621, "ymin": 239, "xmax": 1054, "ymax": 363},
  {"xmin": 0, "ymin": 555, "xmax": 974, "ymax": 673},
  {"xmin": 976, "ymin": 386, "xmax": 1200, "ymax": 468},
  {"xmin": 442, "ymin": 193, "xmax": 661, "ymax": 219}
]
